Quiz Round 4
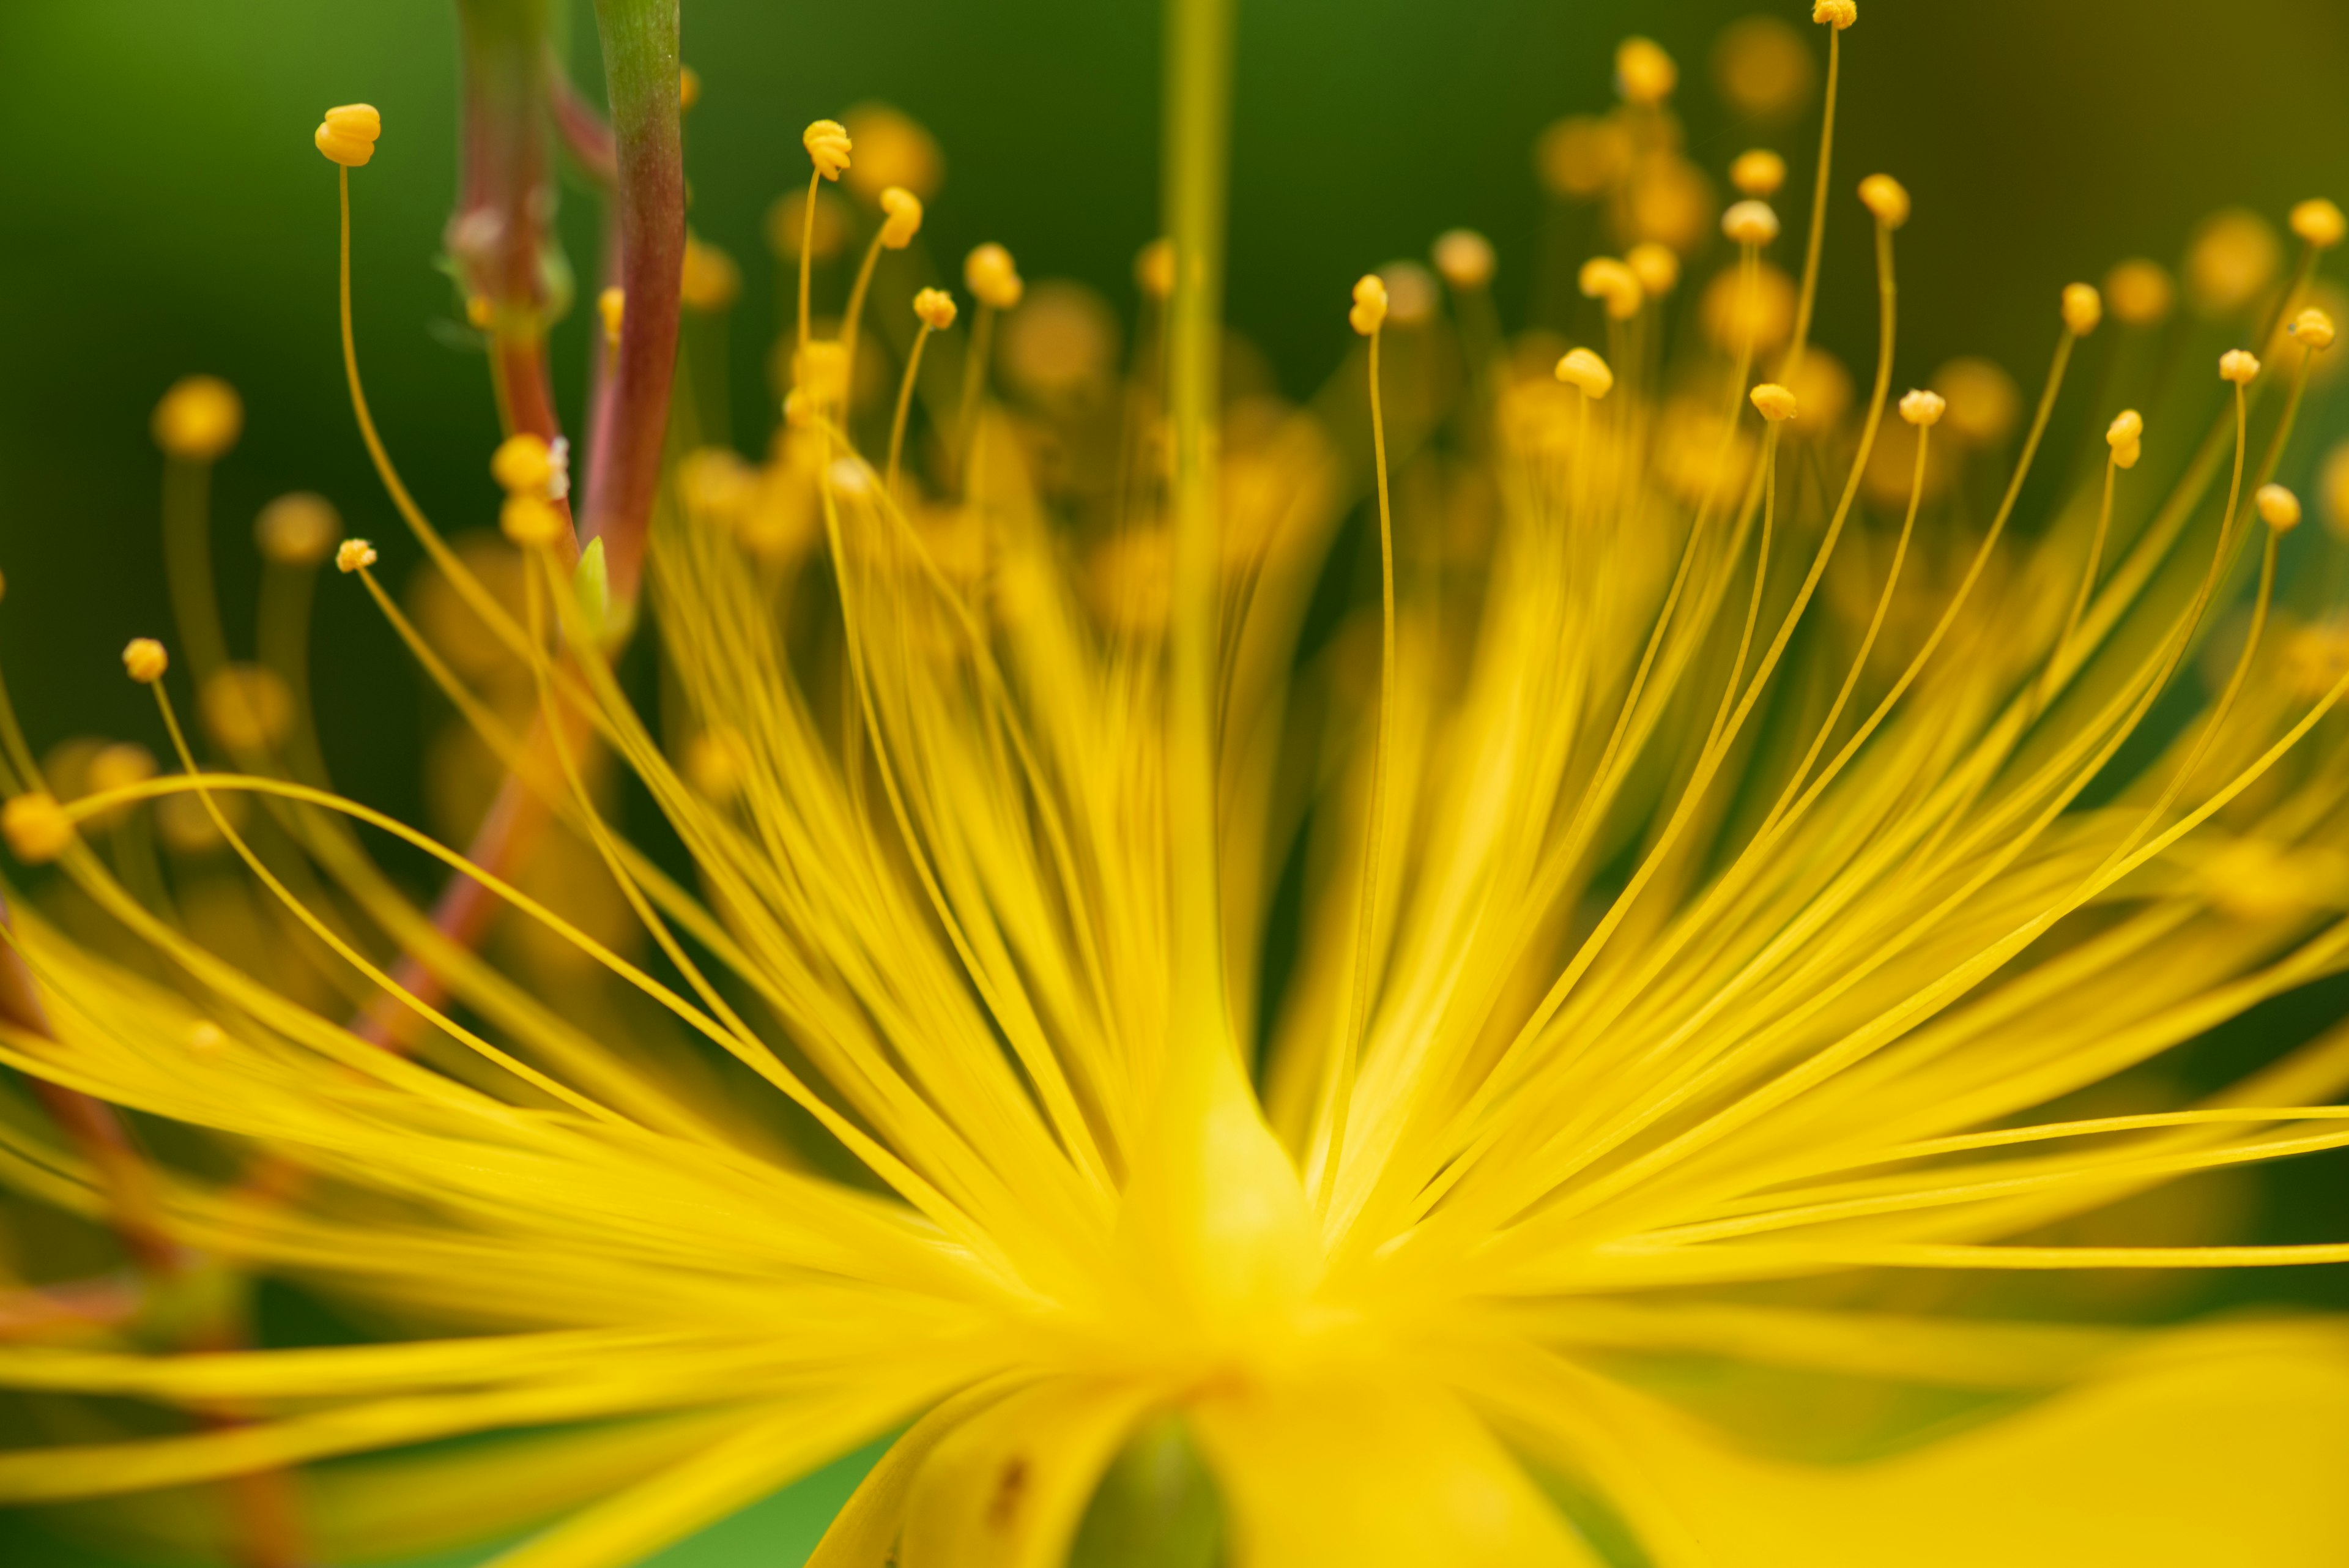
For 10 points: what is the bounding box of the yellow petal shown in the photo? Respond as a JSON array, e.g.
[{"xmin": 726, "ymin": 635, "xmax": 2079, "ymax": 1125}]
[
  {"xmin": 1187, "ymin": 1370, "xmax": 1597, "ymax": 1567},
  {"xmin": 896, "ymin": 1377, "xmax": 1161, "ymax": 1568},
  {"xmin": 807, "ymin": 1377, "xmax": 1026, "ymax": 1568}
]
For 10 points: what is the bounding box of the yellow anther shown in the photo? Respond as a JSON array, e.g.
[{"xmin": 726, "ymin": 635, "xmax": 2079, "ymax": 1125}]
[
  {"xmin": 1578, "ymin": 257, "xmax": 1644, "ymax": 321},
  {"xmin": 783, "ymin": 389, "xmax": 815, "ymax": 429},
  {"xmin": 122, "ymin": 638, "xmax": 169, "ymax": 685},
  {"xmin": 465, "ymin": 294, "xmax": 494, "ymax": 330},
  {"xmin": 915, "ymin": 288, "xmax": 959, "ymax": 331},
  {"xmin": 2220, "ymin": 348, "xmax": 2263, "ymax": 385},
  {"xmin": 1615, "ymin": 37, "xmax": 1678, "ymax": 106},
  {"xmin": 2104, "ymin": 258, "xmax": 2175, "ymax": 327},
  {"xmin": 2, "ymin": 793, "xmax": 73, "ymax": 864},
  {"xmin": 491, "ymin": 433, "xmax": 554, "ymax": 496},
  {"xmin": 1431, "ymin": 229, "xmax": 1495, "ymax": 291},
  {"xmin": 964, "ymin": 243, "xmax": 1025, "ymax": 311},
  {"xmin": 1535, "ymin": 116, "xmax": 1633, "ymax": 201},
  {"xmin": 201, "ymin": 665, "xmax": 294, "ymax": 753},
  {"xmin": 1750, "ymin": 382, "xmax": 1800, "ymax": 422},
  {"xmin": 1379, "ymin": 262, "xmax": 1438, "ymax": 326},
  {"xmin": 2290, "ymin": 307, "xmax": 2338, "ymax": 351},
  {"xmin": 680, "ymin": 236, "xmax": 742, "ymax": 311},
  {"xmin": 1813, "ymin": 0, "xmax": 1857, "ymax": 29},
  {"xmin": 2290, "ymin": 198, "xmax": 2347, "ymax": 251},
  {"xmin": 803, "ymin": 118, "xmax": 852, "ymax": 181},
  {"xmin": 1137, "ymin": 238, "xmax": 1179, "ymax": 300},
  {"xmin": 1722, "ymin": 199, "xmax": 1781, "ymax": 246},
  {"xmin": 254, "ymin": 492, "xmax": 340, "ymax": 567},
  {"xmin": 1934, "ymin": 357, "xmax": 2021, "ymax": 445},
  {"xmin": 314, "ymin": 103, "xmax": 382, "ymax": 168},
  {"xmin": 678, "ymin": 66, "xmax": 700, "ymax": 113},
  {"xmin": 1554, "ymin": 347, "xmax": 1614, "ymax": 400},
  {"xmin": 793, "ymin": 340, "xmax": 850, "ymax": 407},
  {"xmin": 841, "ymin": 103, "xmax": 945, "ymax": 204},
  {"xmin": 1730, "ymin": 149, "xmax": 1787, "ymax": 198},
  {"xmin": 685, "ymin": 728, "xmax": 751, "ymax": 804},
  {"xmin": 1714, "ymin": 17, "xmax": 1816, "ymax": 123},
  {"xmin": 87, "ymin": 741, "xmax": 156, "ymax": 800},
  {"xmin": 598, "ymin": 286, "xmax": 625, "ymax": 347},
  {"xmin": 768, "ymin": 189, "xmax": 847, "ymax": 262},
  {"xmin": 2061, "ymin": 282, "xmax": 2104, "ymax": 338},
  {"xmin": 336, "ymin": 538, "xmax": 379, "ymax": 574},
  {"xmin": 877, "ymin": 187, "xmax": 923, "ymax": 250},
  {"xmin": 500, "ymin": 494, "xmax": 565, "ymax": 548},
  {"xmin": 2107, "ymin": 409, "xmax": 2144, "ymax": 470},
  {"xmin": 188, "ymin": 1021, "xmax": 229, "ymax": 1057},
  {"xmin": 1898, "ymin": 388, "xmax": 1946, "ymax": 428},
  {"xmin": 152, "ymin": 375, "xmax": 243, "ymax": 463},
  {"xmin": 1856, "ymin": 173, "xmax": 1910, "ymax": 231},
  {"xmin": 2257, "ymin": 483, "xmax": 2303, "ymax": 532},
  {"xmin": 2188, "ymin": 209, "xmax": 2281, "ymax": 316},
  {"xmin": 1627, "ymin": 242, "xmax": 1680, "ymax": 297},
  {"xmin": 1349, "ymin": 273, "xmax": 1389, "ymax": 336}
]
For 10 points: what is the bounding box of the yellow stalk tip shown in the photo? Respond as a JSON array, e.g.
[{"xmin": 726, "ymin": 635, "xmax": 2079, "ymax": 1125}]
[
  {"xmin": 122, "ymin": 637, "xmax": 169, "ymax": 685},
  {"xmin": 500, "ymin": 494, "xmax": 564, "ymax": 549},
  {"xmin": 678, "ymin": 66, "xmax": 700, "ymax": 112},
  {"xmin": 1578, "ymin": 256, "xmax": 1644, "ymax": 321},
  {"xmin": 1627, "ymin": 241, "xmax": 1680, "ymax": 297},
  {"xmin": 915, "ymin": 287, "xmax": 959, "ymax": 330},
  {"xmin": 878, "ymin": 187, "xmax": 924, "ymax": 250},
  {"xmin": 1614, "ymin": 37, "xmax": 1678, "ymax": 106},
  {"xmin": 255, "ymin": 492, "xmax": 340, "ymax": 567},
  {"xmin": 2289, "ymin": 307, "xmax": 2337, "ymax": 351},
  {"xmin": 2104, "ymin": 258, "xmax": 2175, "ymax": 327},
  {"xmin": 1349, "ymin": 273, "xmax": 1389, "ymax": 335},
  {"xmin": 1554, "ymin": 347, "xmax": 1614, "ymax": 399},
  {"xmin": 2290, "ymin": 198, "xmax": 2347, "ymax": 250},
  {"xmin": 803, "ymin": 118, "xmax": 852, "ymax": 181},
  {"xmin": 2061, "ymin": 282, "xmax": 2104, "ymax": 338},
  {"xmin": 598, "ymin": 286, "xmax": 625, "ymax": 346},
  {"xmin": 2107, "ymin": 409, "xmax": 2145, "ymax": 469},
  {"xmin": 491, "ymin": 433, "xmax": 554, "ymax": 497},
  {"xmin": 1898, "ymin": 388, "xmax": 1946, "ymax": 428},
  {"xmin": 1750, "ymin": 382, "xmax": 1800, "ymax": 422},
  {"xmin": 314, "ymin": 102, "xmax": 381, "ymax": 167},
  {"xmin": 335, "ymin": 538, "xmax": 379, "ymax": 574},
  {"xmin": 2257, "ymin": 483, "xmax": 2303, "ymax": 532},
  {"xmin": 1722, "ymin": 199, "xmax": 1781, "ymax": 246},
  {"xmin": 1730, "ymin": 149, "xmax": 1787, "ymax": 198},
  {"xmin": 152, "ymin": 375, "xmax": 243, "ymax": 463},
  {"xmin": 1431, "ymin": 229, "xmax": 1496, "ymax": 291},
  {"xmin": 1857, "ymin": 173, "xmax": 1911, "ymax": 229},
  {"xmin": 964, "ymin": 243, "xmax": 1025, "ymax": 310},
  {"xmin": 2219, "ymin": 348, "xmax": 2263, "ymax": 385},
  {"xmin": 1136, "ymin": 237, "xmax": 1179, "ymax": 300},
  {"xmin": 2, "ymin": 793, "xmax": 73, "ymax": 864},
  {"xmin": 1813, "ymin": 0, "xmax": 1858, "ymax": 29}
]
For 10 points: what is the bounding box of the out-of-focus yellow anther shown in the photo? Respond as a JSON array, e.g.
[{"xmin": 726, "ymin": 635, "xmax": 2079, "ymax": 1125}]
[
  {"xmin": 2061, "ymin": 282, "xmax": 2104, "ymax": 338},
  {"xmin": 188, "ymin": 1021, "xmax": 229, "ymax": 1058},
  {"xmin": 1898, "ymin": 388, "xmax": 1946, "ymax": 427},
  {"xmin": 201, "ymin": 665, "xmax": 294, "ymax": 753},
  {"xmin": 1554, "ymin": 347, "xmax": 1614, "ymax": 400},
  {"xmin": 2107, "ymin": 408, "xmax": 2144, "ymax": 470},
  {"xmin": 2257, "ymin": 483, "xmax": 2303, "ymax": 532},
  {"xmin": 678, "ymin": 67, "xmax": 700, "ymax": 113},
  {"xmin": 915, "ymin": 288, "xmax": 959, "ymax": 330},
  {"xmin": 1857, "ymin": 173, "xmax": 1910, "ymax": 230},
  {"xmin": 1750, "ymin": 382, "xmax": 1800, "ymax": 422},
  {"xmin": 2, "ymin": 793, "xmax": 73, "ymax": 864},
  {"xmin": 255, "ymin": 492, "xmax": 340, "ymax": 567},
  {"xmin": 1349, "ymin": 273, "xmax": 1389, "ymax": 336},
  {"xmin": 685, "ymin": 728, "xmax": 750, "ymax": 804},
  {"xmin": 500, "ymin": 494, "xmax": 565, "ymax": 548},
  {"xmin": 2289, "ymin": 307, "xmax": 2338, "ymax": 351},
  {"xmin": 1731, "ymin": 149, "xmax": 1787, "ymax": 198},
  {"xmin": 122, "ymin": 638, "xmax": 169, "ymax": 685},
  {"xmin": 2291, "ymin": 198, "xmax": 2347, "ymax": 251},
  {"xmin": 1432, "ymin": 229, "xmax": 1495, "ymax": 291},
  {"xmin": 87, "ymin": 741, "xmax": 157, "ymax": 800},
  {"xmin": 1813, "ymin": 0, "xmax": 1857, "ymax": 29},
  {"xmin": 2325, "ymin": 442, "xmax": 2349, "ymax": 538},
  {"xmin": 465, "ymin": 294, "xmax": 494, "ymax": 330},
  {"xmin": 336, "ymin": 538, "xmax": 379, "ymax": 574},
  {"xmin": 598, "ymin": 286, "xmax": 625, "ymax": 347},
  {"xmin": 152, "ymin": 375, "xmax": 243, "ymax": 463},
  {"xmin": 1615, "ymin": 37, "xmax": 1678, "ymax": 106},
  {"xmin": 803, "ymin": 119, "xmax": 852, "ymax": 181},
  {"xmin": 841, "ymin": 103, "xmax": 944, "ymax": 204},
  {"xmin": 2105, "ymin": 258, "xmax": 2175, "ymax": 327},
  {"xmin": 1379, "ymin": 262, "xmax": 1437, "ymax": 325},
  {"xmin": 680, "ymin": 236, "xmax": 742, "ymax": 311},
  {"xmin": 1137, "ymin": 238, "xmax": 1179, "ymax": 300},
  {"xmin": 2188, "ymin": 210, "xmax": 2282, "ymax": 316},
  {"xmin": 491, "ymin": 433, "xmax": 554, "ymax": 497},
  {"xmin": 1578, "ymin": 257, "xmax": 1644, "ymax": 321},
  {"xmin": 314, "ymin": 103, "xmax": 382, "ymax": 168},
  {"xmin": 2220, "ymin": 348, "xmax": 2263, "ymax": 385},
  {"xmin": 878, "ymin": 187, "xmax": 923, "ymax": 250},
  {"xmin": 1934, "ymin": 357, "xmax": 2021, "ymax": 445},
  {"xmin": 793, "ymin": 340, "xmax": 850, "ymax": 407},
  {"xmin": 1723, "ymin": 199, "xmax": 1781, "ymax": 246},
  {"xmin": 1627, "ymin": 242, "xmax": 1680, "ymax": 298},
  {"xmin": 965, "ymin": 243, "xmax": 1025, "ymax": 311}
]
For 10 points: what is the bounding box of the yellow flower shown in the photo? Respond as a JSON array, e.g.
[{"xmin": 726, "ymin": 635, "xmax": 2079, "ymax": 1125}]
[{"xmin": 2, "ymin": 4, "xmax": 2348, "ymax": 1566}]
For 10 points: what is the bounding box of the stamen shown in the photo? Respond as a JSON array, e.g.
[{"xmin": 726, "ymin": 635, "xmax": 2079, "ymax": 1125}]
[
  {"xmin": 1730, "ymin": 149, "xmax": 1786, "ymax": 199},
  {"xmin": 798, "ymin": 119, "xmax": 853, "ymax": 356},
  {"xmin": 841, "ymin": 186, "xmax": 925, "ymax": 378},
  {"xmin": 888, "ymin": 289, "xmax": 959, "ymax": 497}
]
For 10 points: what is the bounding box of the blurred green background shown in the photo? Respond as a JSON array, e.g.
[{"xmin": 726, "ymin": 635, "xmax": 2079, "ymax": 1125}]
[{"xmin": 4, "ymin": 0, "xmax": 2349, "ymax": 1561}]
